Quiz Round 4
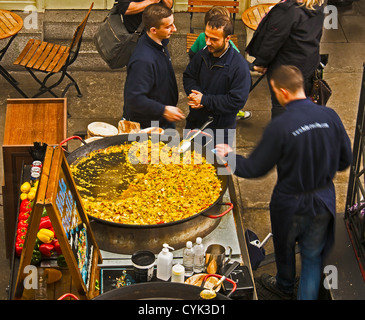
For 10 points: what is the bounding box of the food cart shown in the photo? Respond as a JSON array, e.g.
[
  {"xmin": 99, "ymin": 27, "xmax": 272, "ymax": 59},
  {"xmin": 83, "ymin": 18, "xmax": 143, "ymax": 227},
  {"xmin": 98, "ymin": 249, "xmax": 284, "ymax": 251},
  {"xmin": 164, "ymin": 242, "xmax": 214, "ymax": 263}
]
[{"xmin": 5, "ymin": 99, "xmax": 257, "ymax": 300}]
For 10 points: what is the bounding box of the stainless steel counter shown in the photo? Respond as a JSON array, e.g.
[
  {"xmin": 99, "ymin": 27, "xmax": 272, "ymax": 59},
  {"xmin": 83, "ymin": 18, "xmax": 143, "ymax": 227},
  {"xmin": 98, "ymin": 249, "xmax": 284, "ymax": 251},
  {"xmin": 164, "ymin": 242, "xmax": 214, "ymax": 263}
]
[{"xmin": 100, "ymin": 209, "xmax": 241, "ymax": 266}]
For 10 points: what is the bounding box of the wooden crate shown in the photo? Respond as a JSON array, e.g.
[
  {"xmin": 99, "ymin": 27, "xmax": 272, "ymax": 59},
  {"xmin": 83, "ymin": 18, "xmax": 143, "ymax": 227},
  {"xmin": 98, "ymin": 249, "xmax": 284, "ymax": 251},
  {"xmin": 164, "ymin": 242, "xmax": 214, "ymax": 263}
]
[{"xmin": 2, "ymin": 98, "xmax": 67, "ymax": 259}]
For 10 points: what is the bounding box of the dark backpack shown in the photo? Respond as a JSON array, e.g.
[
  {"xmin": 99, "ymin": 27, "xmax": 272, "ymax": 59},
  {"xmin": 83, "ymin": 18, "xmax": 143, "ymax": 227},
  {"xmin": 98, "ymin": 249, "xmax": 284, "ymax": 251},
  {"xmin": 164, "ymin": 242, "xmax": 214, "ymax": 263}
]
[{"xmin": 93, "ymin": 6, "xmax": 144, "ymax": 69}]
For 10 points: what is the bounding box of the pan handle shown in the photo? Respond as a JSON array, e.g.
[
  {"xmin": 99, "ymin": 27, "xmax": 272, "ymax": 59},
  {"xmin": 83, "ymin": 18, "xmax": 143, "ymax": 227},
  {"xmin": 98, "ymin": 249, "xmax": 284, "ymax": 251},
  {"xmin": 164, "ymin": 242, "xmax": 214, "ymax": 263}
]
[
  {"xmin": 57, "ymin": 293, "xmax": 79, "ymax": 300},
  {"xmin": 204, "ymin": 202, "xmax": 233, "ymax": 219},
  {"xmin": 59, "ymin": 135, "xmax": 88, "ymax": 146},
  {"xmin": 184, "ymin": 116, "xmax": 214, "ymax": 140},
  {"xmin": 203, "ymin": 274, "xmax": 237, "ymax": 295},
  {"xmin": 59, "ymin": 136, "xmax": 88, "ymax": 153},
  {"xmin": 185, "ymin": 129, "xmax": 213, "ymax": 139}
]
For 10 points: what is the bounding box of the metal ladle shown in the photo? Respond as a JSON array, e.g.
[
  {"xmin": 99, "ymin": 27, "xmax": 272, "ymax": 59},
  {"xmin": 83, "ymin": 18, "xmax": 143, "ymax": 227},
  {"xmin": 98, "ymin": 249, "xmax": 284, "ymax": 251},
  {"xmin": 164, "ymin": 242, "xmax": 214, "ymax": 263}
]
[{"xmin": 200, "ymin": 261, "xmax": 240, "ymax": 299}]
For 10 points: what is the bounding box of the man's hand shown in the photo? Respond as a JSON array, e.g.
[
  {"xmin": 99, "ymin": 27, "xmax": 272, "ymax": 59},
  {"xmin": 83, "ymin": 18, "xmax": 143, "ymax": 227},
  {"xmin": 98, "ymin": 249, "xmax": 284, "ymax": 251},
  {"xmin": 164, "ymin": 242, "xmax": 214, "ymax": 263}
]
[
  {"xmin": 163, "ymin": 106, "xmax": 185, "ymax": 122},
  {"xmin": 188, "ymin": 90, "xmax": 204, "ymax": 109},
  {"xmin": 215, "ymin": 144, "xmax": 233, "ymax": 158},
  {"xmin": 161, "ymin": 0, "xmax": 173, "ymax": 8},
  {"xmin": 253, "ymin": 66, "xmax": 267, "ymax": 74},
  {"xmin": 125, "ymin": 0, "xmax": 160, "ymax": 15}
]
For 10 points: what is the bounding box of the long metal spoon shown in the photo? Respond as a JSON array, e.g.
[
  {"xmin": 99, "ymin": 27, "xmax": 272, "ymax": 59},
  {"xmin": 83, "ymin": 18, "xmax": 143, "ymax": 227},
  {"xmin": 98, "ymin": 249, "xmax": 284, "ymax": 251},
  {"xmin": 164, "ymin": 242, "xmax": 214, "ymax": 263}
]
[
  {"xmin": 200, "ymin": 261, "xmax": 240, "ymax": 300},
  {"xmin": 177, "ymin": 116, "xmax": 214, "ymax": 153}
]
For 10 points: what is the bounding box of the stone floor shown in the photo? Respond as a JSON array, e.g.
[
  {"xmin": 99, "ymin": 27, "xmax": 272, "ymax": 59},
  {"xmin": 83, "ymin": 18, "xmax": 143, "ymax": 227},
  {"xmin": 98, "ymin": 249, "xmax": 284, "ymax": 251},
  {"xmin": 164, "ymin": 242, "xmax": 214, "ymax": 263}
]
[{"xmin": 1, "ymin": 1, "xmax": 365, "ymax": 300}]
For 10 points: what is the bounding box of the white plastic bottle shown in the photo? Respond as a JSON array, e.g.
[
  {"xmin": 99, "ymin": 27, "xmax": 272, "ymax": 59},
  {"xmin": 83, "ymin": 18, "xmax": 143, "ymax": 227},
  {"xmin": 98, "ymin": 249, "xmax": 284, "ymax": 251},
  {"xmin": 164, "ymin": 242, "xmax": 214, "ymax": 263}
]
[
  {"xmin": 156, "ymin": 243, "xmax": 174, "ymax": 281},
  {"xmin": 193, "ymin": 237, "xmax": 205, "ymax": 273},
  {"xmin": 183, "ymin": 241, "xmax": 194, "ymax": 276},
  {"xmin": 171, "ymin": 263, "xmax": 185, "ymax": 283}
]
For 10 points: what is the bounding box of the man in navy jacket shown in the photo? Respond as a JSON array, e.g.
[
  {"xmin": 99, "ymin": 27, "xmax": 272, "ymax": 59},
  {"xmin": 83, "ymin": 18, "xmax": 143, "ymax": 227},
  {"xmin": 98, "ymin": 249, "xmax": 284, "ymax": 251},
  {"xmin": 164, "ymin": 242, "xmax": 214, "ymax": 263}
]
[
  {"xmin": 183, "ymin": 15, "xmax": 251, "ymax": 146},
  {"xmin": 123, "ymin": 3, "xmax": 185, "ymax": 129},
  {"xmin": 215, "ymin": 66, "xmax": 352, "ymax": 300}
]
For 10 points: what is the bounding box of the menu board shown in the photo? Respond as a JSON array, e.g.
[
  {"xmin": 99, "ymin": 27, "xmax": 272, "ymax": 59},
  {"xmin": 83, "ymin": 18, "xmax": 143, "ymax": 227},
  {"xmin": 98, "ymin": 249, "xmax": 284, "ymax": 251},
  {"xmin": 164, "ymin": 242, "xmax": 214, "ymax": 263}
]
[
  {"xmin": 55, "ymin": 166, "xmax": 94, "ymax": 290},
  {"xmin": 45, "ymin": 146, "xmax": 101, "ymax": 298}
]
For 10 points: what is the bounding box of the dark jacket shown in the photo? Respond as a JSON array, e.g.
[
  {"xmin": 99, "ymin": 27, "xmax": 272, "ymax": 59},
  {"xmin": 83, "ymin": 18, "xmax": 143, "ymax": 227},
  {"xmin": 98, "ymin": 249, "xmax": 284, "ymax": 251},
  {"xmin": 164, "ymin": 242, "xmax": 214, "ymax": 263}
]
[
  {"xmin": 123, "ymin": 33, "xmax": 178, "ymax": 129},
  {"xmin": 246, "ymin": 0, "xmax": 324, "ymax": 78},
  {"xmin": 183, "ymin": 45, "xmax": 251, "ymax": 130},
  {"xmin": 233, "ymin": 99, "xmax": 352, "ymax": 255},
  {"xmin": 114, "ymin": 0, "xmax": 144, "ymax": 33}
]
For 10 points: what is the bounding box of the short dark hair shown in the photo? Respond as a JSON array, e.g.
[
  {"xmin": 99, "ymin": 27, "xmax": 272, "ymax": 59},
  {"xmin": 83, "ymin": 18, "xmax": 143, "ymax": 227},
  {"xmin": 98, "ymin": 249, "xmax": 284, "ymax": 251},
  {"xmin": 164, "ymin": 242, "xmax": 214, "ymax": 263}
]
[
  {"xmin": 270, "ymin": 65, "xmax": 304, "ymax": 93},
  {"xmin": 204, "ymin": 6, "xmax": 230, "ymax": 25},
  {"xmin": 142, "ymin": 3, "xmax": 173, "ymax": 31},
  {"xmin": 206, "ymin": 15, "xmax": 233, "ymax": 38}
]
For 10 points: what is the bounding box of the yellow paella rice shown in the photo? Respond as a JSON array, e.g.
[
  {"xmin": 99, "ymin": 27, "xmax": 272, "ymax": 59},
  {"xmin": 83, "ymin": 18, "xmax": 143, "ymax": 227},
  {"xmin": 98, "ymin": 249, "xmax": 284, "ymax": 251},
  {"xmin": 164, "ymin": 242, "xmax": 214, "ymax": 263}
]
[{"xmin": 70, "ymin": 139, "xmax": 222, "ymax": 225}]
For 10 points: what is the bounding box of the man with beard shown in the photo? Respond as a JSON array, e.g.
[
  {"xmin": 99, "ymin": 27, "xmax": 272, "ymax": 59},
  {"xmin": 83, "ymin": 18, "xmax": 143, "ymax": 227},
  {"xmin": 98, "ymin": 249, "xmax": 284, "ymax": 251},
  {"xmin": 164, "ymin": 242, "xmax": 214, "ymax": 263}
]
[{"xmin": 183, "ymin": 14, "xmax": 251, "ymax": 146}]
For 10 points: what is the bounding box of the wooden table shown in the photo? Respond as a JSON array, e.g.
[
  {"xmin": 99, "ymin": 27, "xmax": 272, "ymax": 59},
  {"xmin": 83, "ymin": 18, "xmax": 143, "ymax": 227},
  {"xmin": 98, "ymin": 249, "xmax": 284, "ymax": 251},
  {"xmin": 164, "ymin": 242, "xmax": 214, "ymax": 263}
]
[
  {"xmin": 241, "ymin": 3, "xmax": 277, "ymax": 30},
  {"xmin": 0, "ymin": 9, "xmax": 27, "ymax": 97},
  {"xmin": 0, "ymin": 9, "xmax": 23, "ymax": 39}
]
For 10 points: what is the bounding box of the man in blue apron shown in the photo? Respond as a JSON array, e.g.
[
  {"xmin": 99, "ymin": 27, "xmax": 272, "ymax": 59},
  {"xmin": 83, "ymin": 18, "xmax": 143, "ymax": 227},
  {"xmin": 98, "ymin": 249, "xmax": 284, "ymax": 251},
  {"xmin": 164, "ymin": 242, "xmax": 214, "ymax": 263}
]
[{"xmin": 215, "ymin": 65, "xmax": 352, "ymax": 300}]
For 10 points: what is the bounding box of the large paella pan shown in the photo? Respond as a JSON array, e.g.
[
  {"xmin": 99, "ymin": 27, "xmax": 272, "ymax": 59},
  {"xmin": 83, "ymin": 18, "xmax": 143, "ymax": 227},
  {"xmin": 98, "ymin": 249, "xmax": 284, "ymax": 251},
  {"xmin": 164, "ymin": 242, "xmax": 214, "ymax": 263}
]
[{"xmin": 66, "ymin": 133, "xmax": 232, "ymax": 254}]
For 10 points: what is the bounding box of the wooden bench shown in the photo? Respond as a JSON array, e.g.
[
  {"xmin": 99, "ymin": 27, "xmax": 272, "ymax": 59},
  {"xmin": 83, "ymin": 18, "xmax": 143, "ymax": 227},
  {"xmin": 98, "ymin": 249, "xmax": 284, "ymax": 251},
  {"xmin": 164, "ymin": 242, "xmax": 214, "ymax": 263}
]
[{"xmin": 186, "ymin": 0, "xmax": 239, "ymax": 53}]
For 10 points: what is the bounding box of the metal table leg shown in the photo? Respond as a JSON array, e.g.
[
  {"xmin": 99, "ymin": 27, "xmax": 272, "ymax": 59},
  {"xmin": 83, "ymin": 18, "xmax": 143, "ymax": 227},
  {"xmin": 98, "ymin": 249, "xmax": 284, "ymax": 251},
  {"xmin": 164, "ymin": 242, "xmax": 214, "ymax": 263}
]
[
  {"xmin": 0, "ymin": 34, "xmax": 28, "ymax": 98},
  {"xmin": 0, "ymin": 65, "xmax": 28, "ymax": 97}
]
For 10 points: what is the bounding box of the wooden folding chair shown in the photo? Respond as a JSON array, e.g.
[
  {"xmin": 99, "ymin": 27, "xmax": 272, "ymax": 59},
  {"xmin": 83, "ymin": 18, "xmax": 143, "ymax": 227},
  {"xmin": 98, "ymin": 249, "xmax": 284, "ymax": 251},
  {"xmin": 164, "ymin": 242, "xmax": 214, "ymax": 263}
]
[
  {"xmin": 13, "ymin": 3, "xmax": 93, "ymax": 98},
  {"xmin": 186, "ymin": 0, "xmax": 239, "ymax": 52},
  {"xmin": 241, "ymin": 3, "xmax": 276, "ymax": 30}
]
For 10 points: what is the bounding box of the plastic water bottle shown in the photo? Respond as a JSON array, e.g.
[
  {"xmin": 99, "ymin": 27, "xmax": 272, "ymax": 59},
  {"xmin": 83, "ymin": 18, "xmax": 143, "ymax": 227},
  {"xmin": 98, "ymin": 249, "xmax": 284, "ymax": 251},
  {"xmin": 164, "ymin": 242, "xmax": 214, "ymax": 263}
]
[
  {"xmin": 183, "ymin": 241, "xmax": 194, "ymax": 276},
  {"xmin": 193, "ymin": 237, "xmax": 205, "ymax": 273}
]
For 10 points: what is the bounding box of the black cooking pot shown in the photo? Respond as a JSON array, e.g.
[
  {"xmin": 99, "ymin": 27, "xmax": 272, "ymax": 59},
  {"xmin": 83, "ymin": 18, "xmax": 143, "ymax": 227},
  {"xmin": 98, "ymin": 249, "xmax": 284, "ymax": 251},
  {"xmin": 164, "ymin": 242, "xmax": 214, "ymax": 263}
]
[
  {"xmin": 66, "ymin": 133, "xmax": 232, "ymax": 254},
  {"xmin": 93, "ymin": 282, "xmax": 230, "ymax": 300}
]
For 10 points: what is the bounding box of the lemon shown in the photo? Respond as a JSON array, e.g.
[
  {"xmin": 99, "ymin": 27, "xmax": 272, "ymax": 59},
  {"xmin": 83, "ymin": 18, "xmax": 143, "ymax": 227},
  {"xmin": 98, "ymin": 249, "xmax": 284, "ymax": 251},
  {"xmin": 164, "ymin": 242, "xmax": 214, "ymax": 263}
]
[
  {"xmin": 27, "ymin": 191, "xmax": 36, "ymax": 200},
  {"xmin": 30, "ymin": 187, "xmax": 37, "ymax": 194},
  {"xmin": 20, "ymin": 193, "xmax": 28, "ymax": 201},
  {"xmin": 44, "ymin": 268, "xmax": 62, "ymax": 284},
  {"xmin": 20, "ymin": 182, "xmax": 31, "ymax": 193}
]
